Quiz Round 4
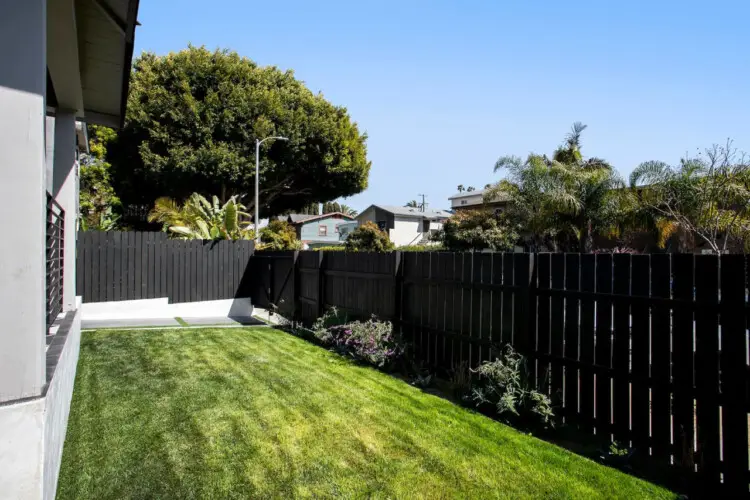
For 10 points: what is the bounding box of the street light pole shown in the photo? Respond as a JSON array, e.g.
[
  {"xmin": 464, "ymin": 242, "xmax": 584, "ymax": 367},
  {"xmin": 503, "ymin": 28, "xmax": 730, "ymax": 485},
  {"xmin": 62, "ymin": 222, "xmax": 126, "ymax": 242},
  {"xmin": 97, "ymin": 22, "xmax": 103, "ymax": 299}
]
[{"xmin": 255, "ymin": 136, "xmax": 288, "ymax": 245}]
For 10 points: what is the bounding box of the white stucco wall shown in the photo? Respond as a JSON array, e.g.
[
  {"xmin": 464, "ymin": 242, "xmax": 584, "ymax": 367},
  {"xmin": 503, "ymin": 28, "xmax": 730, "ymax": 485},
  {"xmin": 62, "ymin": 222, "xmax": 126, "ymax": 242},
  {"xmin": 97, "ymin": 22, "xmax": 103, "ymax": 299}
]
[
  {"xmin": 0, "ymin": 398, "xmax": 45, "ymax": 499},
  {"xmin": 389, "ymin": 217, "xmax": 422, "ymax": 247},
  {"xmin": 0, "ymin": 305, "xmax": 82, "ymax": 500},
  {"xmin": 43, "ymin": 306, "xmax": 81, "ymax": 500}
]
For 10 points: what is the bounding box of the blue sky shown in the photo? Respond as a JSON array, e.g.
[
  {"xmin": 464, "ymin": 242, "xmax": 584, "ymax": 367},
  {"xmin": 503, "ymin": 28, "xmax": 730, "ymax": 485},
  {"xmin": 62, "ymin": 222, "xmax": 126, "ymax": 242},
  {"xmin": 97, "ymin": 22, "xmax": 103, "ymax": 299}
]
[{"xmin": 133, "ymin": 0, "xmax": 749, "ymax": 212}]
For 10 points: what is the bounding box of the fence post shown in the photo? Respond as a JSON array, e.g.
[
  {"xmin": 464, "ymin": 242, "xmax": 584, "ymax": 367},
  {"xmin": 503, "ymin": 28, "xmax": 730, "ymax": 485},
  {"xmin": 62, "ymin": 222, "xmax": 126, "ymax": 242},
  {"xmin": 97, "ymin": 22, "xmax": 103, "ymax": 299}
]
[
  {"xmin": 393, "ymin": 251, "xmax": 402, "ymax": 326},
  {"xmin": 317, "ymin": 250, "xmax": 325, "ymax": 318}
]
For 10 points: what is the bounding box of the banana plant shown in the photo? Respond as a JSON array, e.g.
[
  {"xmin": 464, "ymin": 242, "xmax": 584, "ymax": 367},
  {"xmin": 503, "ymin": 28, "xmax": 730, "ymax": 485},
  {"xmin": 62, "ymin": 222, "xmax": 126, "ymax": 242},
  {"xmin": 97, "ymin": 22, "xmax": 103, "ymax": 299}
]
[{"xmin": 148, "ymin": 193, "xmax": 255, "ymax": 240}]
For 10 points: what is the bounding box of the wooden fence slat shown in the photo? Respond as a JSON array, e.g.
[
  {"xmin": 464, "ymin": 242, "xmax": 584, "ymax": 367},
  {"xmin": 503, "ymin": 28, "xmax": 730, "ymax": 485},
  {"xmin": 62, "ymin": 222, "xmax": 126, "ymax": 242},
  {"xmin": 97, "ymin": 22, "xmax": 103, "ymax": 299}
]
[
  {"xmin": 502, "ymin": 253, "xmax": 514, "ymax": 349},
  {"xmin": 480, "ymin": 253, "xmax": 493, "ymax": 365},
  {"xmin": 98, "ymin": 231, "xmax": 107, "ymax": 302},
  {"xmin": 564, "ymin": 253, "xmax": 581, "ymax": 422},
  {"xmin": 595, "ymin": 253, "xmax": 613, "ymax": 437},
  {"xmin": 133, "ymin": 232, "xmax": 142, "ymax": 300},
  {"xmin": 612, "ymin": 254, "xmax": 631, "ymax": 444},
  {"xmin": 650, "ymin": 254, "xmax": 672, "ymax": 461},
  {"xmin": 491, "ymin": 253, "xmax": 504, "ymax": 346},
  {"xmin": 550, "ymin": 253, "xmax": 565, "ymax": 403},
  {"xmin": 672, "ymin": 253, "xmax": 695, "ymax": 471},
  {"xmin": 694, "ymin": 255, "xmax": 721, "ymax": 485},
  {"xmin": 536, "ymin": 254, "xmax": 551, "ymax": 395},
  {"xmin": 111, "ymin": 232, "xmax": 121, "ymax": 302},
  {"xmin": 83, "ymin": 232, "xmax": 93, "ymax": 303},
  {"xmin": 630, "ymin": 254, "xmax": 650, "ymax": 450},
  {"xmin": 579, "ymin": 254, "xmax": 595, "ymax": 432},
  {"xmin": 720, "ymin": 255, "xmax": 749, "ymax": 495},
  {"xmin": 471, "ymin": 253, "xmax": 482, "ymax": 367}
]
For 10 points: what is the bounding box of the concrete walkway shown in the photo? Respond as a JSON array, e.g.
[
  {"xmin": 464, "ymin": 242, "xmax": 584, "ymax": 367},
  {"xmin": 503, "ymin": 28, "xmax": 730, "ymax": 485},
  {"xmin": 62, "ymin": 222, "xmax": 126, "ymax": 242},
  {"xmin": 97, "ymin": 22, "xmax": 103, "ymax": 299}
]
[{"xmin": 82, "ymin": 316, "xmax": 264, "ymax": 330}]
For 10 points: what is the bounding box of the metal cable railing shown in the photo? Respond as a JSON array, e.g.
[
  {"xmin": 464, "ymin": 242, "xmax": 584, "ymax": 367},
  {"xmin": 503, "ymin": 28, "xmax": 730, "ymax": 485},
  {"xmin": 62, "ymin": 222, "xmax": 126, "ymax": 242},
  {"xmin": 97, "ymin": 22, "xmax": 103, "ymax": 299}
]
[{"xmin": 46, "ymin": 193, "xmax": 64, "ymax": 330}]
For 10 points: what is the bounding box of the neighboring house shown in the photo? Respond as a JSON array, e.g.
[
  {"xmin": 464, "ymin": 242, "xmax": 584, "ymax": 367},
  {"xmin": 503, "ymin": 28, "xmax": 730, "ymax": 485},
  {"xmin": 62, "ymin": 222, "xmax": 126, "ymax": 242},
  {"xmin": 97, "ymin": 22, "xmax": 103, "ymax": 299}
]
[
  {"xmin": 356, "ymin": 205, "xmax": 452, "ymax": 247},
  {"xmin": 449, "ymin": 188, "xmax": 509, "ymax": 212},
  {"xmin": 0, "ymin": 2, "xmax": 141, "ymax": 499},
  {"xmin": 281, "ymin": 212, "xmax": 357, "ymax": 248}
]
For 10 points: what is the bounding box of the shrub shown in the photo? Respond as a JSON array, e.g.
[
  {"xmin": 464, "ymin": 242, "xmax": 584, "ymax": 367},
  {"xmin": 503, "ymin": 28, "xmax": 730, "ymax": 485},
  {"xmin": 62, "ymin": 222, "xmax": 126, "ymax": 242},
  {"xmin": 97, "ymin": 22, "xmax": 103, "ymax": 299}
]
[
  {"xmin": 312, "ymin": 310, "xmax": 404, "ymax": 369},
  {"xmin": 260, "ymin": 220, "xmax": 301, "ymax": 250},
  {"xmin": 434, "ymin": 209, "xmax": 518, "ymax": 251},
  {"xmin": 345, "ymin": 221, "xmax": 394, "ymax": 252},
  {"xmin": 395, "ymin": 244, "xmax": 443, "ymax": 252},
  {"xmin": 316, "ymin": 246, "xmax": 346, "ymax": 252},
  {"xmin": 471, "ymin": 345, "xmax": 554, "ymax": 428}
]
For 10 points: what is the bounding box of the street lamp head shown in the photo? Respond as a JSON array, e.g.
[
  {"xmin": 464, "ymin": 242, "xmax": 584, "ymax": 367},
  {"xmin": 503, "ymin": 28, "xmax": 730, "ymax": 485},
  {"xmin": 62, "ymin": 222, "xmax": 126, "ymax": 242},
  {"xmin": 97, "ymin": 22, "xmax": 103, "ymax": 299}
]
[{"xmin": 275, "ymin": 136, "xmax": 289, "ymax": 141}]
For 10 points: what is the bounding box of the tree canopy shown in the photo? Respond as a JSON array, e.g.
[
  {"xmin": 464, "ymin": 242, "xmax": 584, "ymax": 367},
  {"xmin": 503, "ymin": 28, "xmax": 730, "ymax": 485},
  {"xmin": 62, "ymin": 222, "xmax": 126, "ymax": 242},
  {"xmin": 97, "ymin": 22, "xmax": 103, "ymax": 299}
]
[{"xmin": 108, "ymin": 46, "xmax": 371, "ymax": 217}]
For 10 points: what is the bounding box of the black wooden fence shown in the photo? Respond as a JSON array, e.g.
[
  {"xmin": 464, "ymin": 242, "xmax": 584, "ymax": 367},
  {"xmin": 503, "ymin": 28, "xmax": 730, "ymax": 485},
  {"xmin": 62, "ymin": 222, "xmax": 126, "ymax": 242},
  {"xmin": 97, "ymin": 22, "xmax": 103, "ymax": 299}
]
[
  {"xmin": 76, "ymin": 231, "xmax": 255, "ymax": 303},
  {"xmin": 252, "ymin": 250, "xmax": 750, "ymax": 494}
]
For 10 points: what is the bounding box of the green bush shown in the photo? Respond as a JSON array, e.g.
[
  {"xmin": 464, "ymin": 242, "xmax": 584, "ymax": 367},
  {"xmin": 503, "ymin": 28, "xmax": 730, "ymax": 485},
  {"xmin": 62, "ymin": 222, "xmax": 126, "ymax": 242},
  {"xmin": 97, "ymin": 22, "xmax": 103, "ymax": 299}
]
[
  {"xmin": 471, "ymin": 345, "xmax": 554, "ymax": 428},
  {"xmin": 260, "ymin": 220, "xmax": 301, "ymax": 250},
  {"xmin": 316, "ymin": 246, "xmax": 346, "ymax": 252},
  {"xmin": 395, "ymin": 244, "xmax": 443, "ymax": 252},
  {"xmin": 345, "ymin": 221, "xmax": 394, "ymax": 252}
]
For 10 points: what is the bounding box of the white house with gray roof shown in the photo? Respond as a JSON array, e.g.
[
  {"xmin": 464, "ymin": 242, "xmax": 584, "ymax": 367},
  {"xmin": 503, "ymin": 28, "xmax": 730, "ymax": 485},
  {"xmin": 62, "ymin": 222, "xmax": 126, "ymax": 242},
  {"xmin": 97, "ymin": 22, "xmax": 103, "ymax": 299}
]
[{"xmin": 356, "ymin": 205, "xmax": 452, "ymax": 247}]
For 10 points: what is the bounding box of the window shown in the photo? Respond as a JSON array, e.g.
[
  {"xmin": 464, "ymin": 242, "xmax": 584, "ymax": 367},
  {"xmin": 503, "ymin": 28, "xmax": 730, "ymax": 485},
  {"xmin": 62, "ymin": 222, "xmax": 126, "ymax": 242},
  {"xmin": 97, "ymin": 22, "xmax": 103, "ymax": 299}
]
[
  {"xmin": 461, "ymin": 200, "xmax": 467, "ymax": 205},
  {"xmin": 377, "ymin": 220, "xmax": 387, "ymax": 231},
  {"xmin": 318, "ymin": 225, "xmax": 327, "ymax": 236}
]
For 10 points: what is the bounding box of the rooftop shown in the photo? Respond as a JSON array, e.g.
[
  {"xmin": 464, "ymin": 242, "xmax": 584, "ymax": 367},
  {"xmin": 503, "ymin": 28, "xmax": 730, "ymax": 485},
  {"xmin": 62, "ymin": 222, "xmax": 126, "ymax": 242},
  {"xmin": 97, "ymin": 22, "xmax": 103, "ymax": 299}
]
[{"xmin": 364, "ymin": 204, "xmax": 453, "ymax": 219}]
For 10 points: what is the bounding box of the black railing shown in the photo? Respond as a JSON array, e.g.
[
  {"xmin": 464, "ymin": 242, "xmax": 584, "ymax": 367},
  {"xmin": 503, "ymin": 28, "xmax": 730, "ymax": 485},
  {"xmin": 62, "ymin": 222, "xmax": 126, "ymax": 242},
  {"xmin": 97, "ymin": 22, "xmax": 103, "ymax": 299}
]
[{"xmin": 46, "ymin": 193, "xmax": 64, "ymax": 330}]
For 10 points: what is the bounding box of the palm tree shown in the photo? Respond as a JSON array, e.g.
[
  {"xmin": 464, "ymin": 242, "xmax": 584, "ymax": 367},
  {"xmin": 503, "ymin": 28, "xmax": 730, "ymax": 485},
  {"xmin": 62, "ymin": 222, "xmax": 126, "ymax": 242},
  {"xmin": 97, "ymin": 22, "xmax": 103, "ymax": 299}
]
[
  {"xmin": 487, "ymin": 122, "xmax": 626, "ymax": 252},
  {"xmin": 148, "ymin": 193, "xmax": 254, "ymax": 240},
  {"xmin": 466, "ymin": 186, "xmax": 476, "ymax": 192},
  {"xmin": 405, "ymin": 200, "xmax": 419, "ymax": 208},
  {"xmin": 456, "ymin": 185, "xmax": 465, "ymax": 193},
  {"xmin": 630, "ymin": 144, "xmax": 750, "ymax": 253},
  {"xmin": 339, "ymin": 204, "xmax": 358, "ymax": 217}
]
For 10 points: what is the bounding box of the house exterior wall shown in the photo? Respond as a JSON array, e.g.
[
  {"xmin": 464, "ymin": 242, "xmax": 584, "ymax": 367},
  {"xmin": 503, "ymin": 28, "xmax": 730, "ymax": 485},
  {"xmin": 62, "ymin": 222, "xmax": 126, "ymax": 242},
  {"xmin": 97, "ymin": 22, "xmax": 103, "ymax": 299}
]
[
  {"xmin": 356, "ymin": 207, "xmax": 394, "ymax": 232},
  {"xmin": 450, "ymin": 193, "xmax": 484, "ymax": 209},
  {"xmin": 0, "ymin": 0, "xmax": 48, "ymax": 402},
  {"xmin": 298, "ymin": 215, "xmax": 354, "ymax": 244},
  {"xmin": 389, "ymin": 217, "xmax": 423, "ymax": 246}
]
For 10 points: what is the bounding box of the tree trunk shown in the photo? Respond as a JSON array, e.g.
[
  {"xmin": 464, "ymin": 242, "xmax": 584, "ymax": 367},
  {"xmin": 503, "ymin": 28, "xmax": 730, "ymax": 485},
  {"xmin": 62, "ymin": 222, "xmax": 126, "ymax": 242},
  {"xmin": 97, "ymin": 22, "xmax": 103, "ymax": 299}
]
[{"xmin": 583, "ymin": 221, "xmax": 594, "ymax": 253}]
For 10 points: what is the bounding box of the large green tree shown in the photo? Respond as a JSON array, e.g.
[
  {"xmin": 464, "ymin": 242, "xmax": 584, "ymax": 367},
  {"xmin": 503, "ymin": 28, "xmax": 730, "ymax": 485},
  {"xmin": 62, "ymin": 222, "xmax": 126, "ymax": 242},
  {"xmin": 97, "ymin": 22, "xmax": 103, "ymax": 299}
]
[{"xmin": 108, "ymin": 46, "xmax": 371, "ymax": 217}]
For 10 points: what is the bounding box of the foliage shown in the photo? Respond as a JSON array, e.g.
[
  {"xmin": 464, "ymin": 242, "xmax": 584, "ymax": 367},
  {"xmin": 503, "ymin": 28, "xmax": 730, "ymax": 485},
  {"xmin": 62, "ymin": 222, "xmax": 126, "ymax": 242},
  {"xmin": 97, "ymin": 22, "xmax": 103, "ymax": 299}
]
[
  {"xmin": 79, "ymin": 125, "xmax": 122, "ymax": 230},
  {"xmin": 630, "ymin": 141, "xmax": 750, "ymax": 253},
  {"xmin": 471, "ymin": 345, "xmax": 555, "ymax": 428},
  {"xmin": 395, "ymin": 244, "xmax": 443, "ymax": 252},
  {"xmin": 405, "ymin": 200, "xmax": 418, "ymax": 208},
  {"xmin": 323, "ymin": 201, "xmax": 342, "ymax": 214},
  {"xmin": 486, "ymin": 123, "xmax": 627, "ymax": 252},
  {"xmin": 339, "ymin": 204, "xmax": 358, "ymax": 217},
  {"xmin": 260, "ymin": 219, "xmax": 301, "ymax": 250},
  {"xmin": 466, "ymin": 186, "xmax": 476, "ymax": 192},
  {"xmin": 434, "ymin": 209, "xmax": 518, "ymax": 251},
  {"xmin": 449, "ymin": 361, "xmax": 472, "ymax": 401},
  {"xmin": 147, "ymin": 193, "xmax": 254, "ymax": 240},
  {"xmin": 312, "ymin": 310, "xmax": 404, "ymax": 369},
  {"xmin": 108, "ymin": 46, "xmax": 370, "ymax": 216},
  {"xmin": 298, "ymin": 203, "xmax": 320, "ymax": 215},
  {"xmin": 316, "ymin": 245, "xmax": 346, "ymax": 251},
  {"xmin": 344, "ymin": 221, "xmax": 394, "ymax": 252},
  {"xmin": 456, "ymin": 184, "xmax": 465, "ymax": 193}
]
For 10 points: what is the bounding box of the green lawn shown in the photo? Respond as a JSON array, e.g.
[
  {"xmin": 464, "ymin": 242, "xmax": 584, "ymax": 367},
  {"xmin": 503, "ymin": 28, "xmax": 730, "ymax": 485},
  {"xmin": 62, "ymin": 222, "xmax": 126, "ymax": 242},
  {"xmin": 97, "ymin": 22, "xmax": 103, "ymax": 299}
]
[{"xmin": 58, "ymin": 327, "xmax": 674, "ymax": 499}]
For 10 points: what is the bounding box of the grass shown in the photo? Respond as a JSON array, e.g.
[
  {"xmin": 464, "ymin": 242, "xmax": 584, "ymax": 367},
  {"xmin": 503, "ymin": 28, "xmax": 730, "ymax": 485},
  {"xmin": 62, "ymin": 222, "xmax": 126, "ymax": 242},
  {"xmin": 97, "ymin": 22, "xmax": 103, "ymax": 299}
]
[{"xmin": 58, "ymin": 327, "xmax": 675, "ymax": 499}]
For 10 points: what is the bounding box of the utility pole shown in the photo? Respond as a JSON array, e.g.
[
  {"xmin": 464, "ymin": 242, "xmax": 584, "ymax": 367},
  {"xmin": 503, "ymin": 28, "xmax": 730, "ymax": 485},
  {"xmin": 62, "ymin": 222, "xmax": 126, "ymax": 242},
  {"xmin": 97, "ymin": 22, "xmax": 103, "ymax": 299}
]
[{"xmin": 417, "ymin": 194, "xmax": 427, "ymax": 212}]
